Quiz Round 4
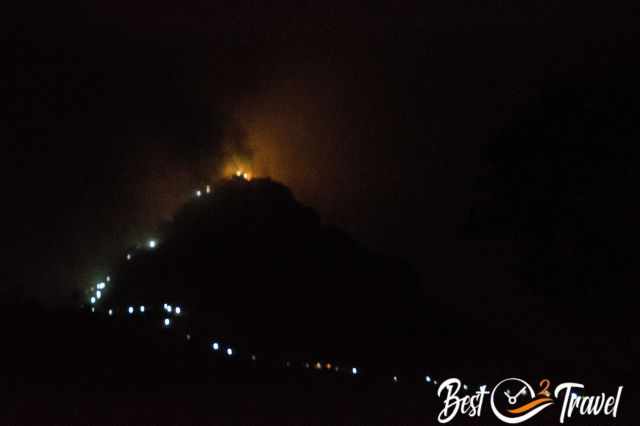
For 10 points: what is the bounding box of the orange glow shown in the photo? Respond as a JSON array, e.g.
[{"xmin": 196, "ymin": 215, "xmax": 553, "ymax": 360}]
[
  {"xmin": 227, "ymin": 165, "xmax": 253, "ymax": 181},
  {"xmin": 220, "ymin": 147, "xmax": 254, "ymax": 180},
  {"xmin": 508, "ymin": 398, "xmax": 554, "ymax": 414},
  {"xmin": 221, "ymin": 70, "xmax": 353, "ymax": 213}
]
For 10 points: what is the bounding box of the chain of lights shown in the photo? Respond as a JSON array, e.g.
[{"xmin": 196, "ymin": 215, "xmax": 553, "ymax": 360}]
[{"xmin": 86, "ymin": 175, "xmax": 480, "ymax": 389}]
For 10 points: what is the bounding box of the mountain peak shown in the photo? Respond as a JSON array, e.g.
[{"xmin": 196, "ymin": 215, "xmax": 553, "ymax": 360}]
[{"xmin": 100, "ymin": 178, "xmax": 422, "ymax": 362}]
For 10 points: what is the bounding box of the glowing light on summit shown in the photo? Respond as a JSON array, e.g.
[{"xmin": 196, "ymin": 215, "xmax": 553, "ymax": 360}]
[{"xmin": 233, "ymin": 169, "xmax": 252, "ymax": 181}]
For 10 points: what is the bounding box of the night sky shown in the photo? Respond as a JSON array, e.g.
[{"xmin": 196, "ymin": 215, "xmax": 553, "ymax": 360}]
[{"xmin": 6, "ymin": 1, "xmax": 640, "ymax": 368}]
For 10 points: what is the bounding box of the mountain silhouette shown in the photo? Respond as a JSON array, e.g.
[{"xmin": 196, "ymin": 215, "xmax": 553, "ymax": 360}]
[{"xmin": 101, "ymin": 177, "xmax": 424, "ymax": 366}]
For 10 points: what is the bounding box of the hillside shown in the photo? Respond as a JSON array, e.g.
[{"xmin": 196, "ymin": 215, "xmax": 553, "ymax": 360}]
[{"xmin": 94, "ymin": 176, "xmax": 424, "ymax": 366}]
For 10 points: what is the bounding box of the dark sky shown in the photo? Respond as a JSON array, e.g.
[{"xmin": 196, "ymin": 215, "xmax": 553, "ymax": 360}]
[{"xmin": 5, "ymin": 0, "xmax": 639, "ymax": 348}]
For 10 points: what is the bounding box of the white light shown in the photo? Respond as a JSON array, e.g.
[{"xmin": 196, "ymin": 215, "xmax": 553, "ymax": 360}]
[
  {"xmin": 425, "ymin": 376, "xmax": 432, "ymax": 383},
  {"xmin": 206, "ymin": 185, "xmax": 211, "ymax": 194},
  {"xmin": 175, "ymin": 306, "xmax": 181, "ymax": 315},
  {"xmin": 96, "ymin": 290, "xmax": 101, "ymax": 299},
  {"xmin": 352, "ymin": 367, "xmax": 358, "ymax": 375},
  {"xmin": 226, "ymin": 348, "xmax": 233, "ymax": 356},
  {"xmin": 126, "ymin": 253, "xmax": 132, "ymax": 260},
  {"xmin": 128, "ymin": 306, "xmax": 134, "ymax": 314},
  {"xmin": 186, "ymin": 333, "xmax": 191, "ymax": 341},
  {"xmin": 108, "ymin": 309, "xmax": 113, "ymax": 316},
  {"xmin": 393, "ymin": 376, "xmax": 398, "ymax": 383},
  {"xmin": 148, "ymin": 240, "xmax": 157, "ymax": 249},
  {"xmin": 434, "ymin": 380, "xmax": 438, "ymax": 385},
  {"xmin": 196, "ymin": 190, "xmax": 202, "ymax": 197},
  {"xmin": 97, "ymin": 282, "xmax": 106, "ymax": 290},
  {"xmin": 140, "ymin": 305, "xmax": 145, "ymax": 313},
  {"xmin": 91, "ymin": 307, "xmax": 95, "ymax": 312},
  {"xmin": 164, "ymin": 318, "xmax": 171, "ymax": 327},
  {"xmin": 463, "ymin": 384, "xmax": 468, "ymax": 390},
  {"xmin": 251, "ymin": 354, "xmax": 256, "ymax": 361},
  {"xmin": 90, "ymin": 297, "xmax": 96, "ymax": 304},
  {"xmin": 212, "ymin": 342, "xmax": 220, "ymax": 351},
  {"xmin": 106, "ymin": 276, "xmax": 111, "ymax": 282},
  {"xmin": 166, "ymin": 305, "xmax": 172, "ymax": 313}
]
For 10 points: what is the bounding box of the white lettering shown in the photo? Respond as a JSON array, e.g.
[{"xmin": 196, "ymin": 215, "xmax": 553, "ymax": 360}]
[{"xmin": 554, "ymin": 382, "xmax": 584, "ymax": 423}]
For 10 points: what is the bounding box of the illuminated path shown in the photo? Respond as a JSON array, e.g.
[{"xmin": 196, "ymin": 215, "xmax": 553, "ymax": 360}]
[{"xmin": 85, "ymin": 173, "xmax": 478, "ymax": 391}]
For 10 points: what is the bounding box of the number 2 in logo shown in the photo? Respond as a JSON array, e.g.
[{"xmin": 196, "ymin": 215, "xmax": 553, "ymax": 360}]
[{"xmin": 537, "ymin": 379, "xmax": 551, "ymax": 398}]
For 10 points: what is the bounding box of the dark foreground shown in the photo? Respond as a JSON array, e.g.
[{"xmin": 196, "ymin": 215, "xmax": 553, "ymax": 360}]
[{"xmin": 1, "ymin": 306, "xmax": 636, "ymax": 425}]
